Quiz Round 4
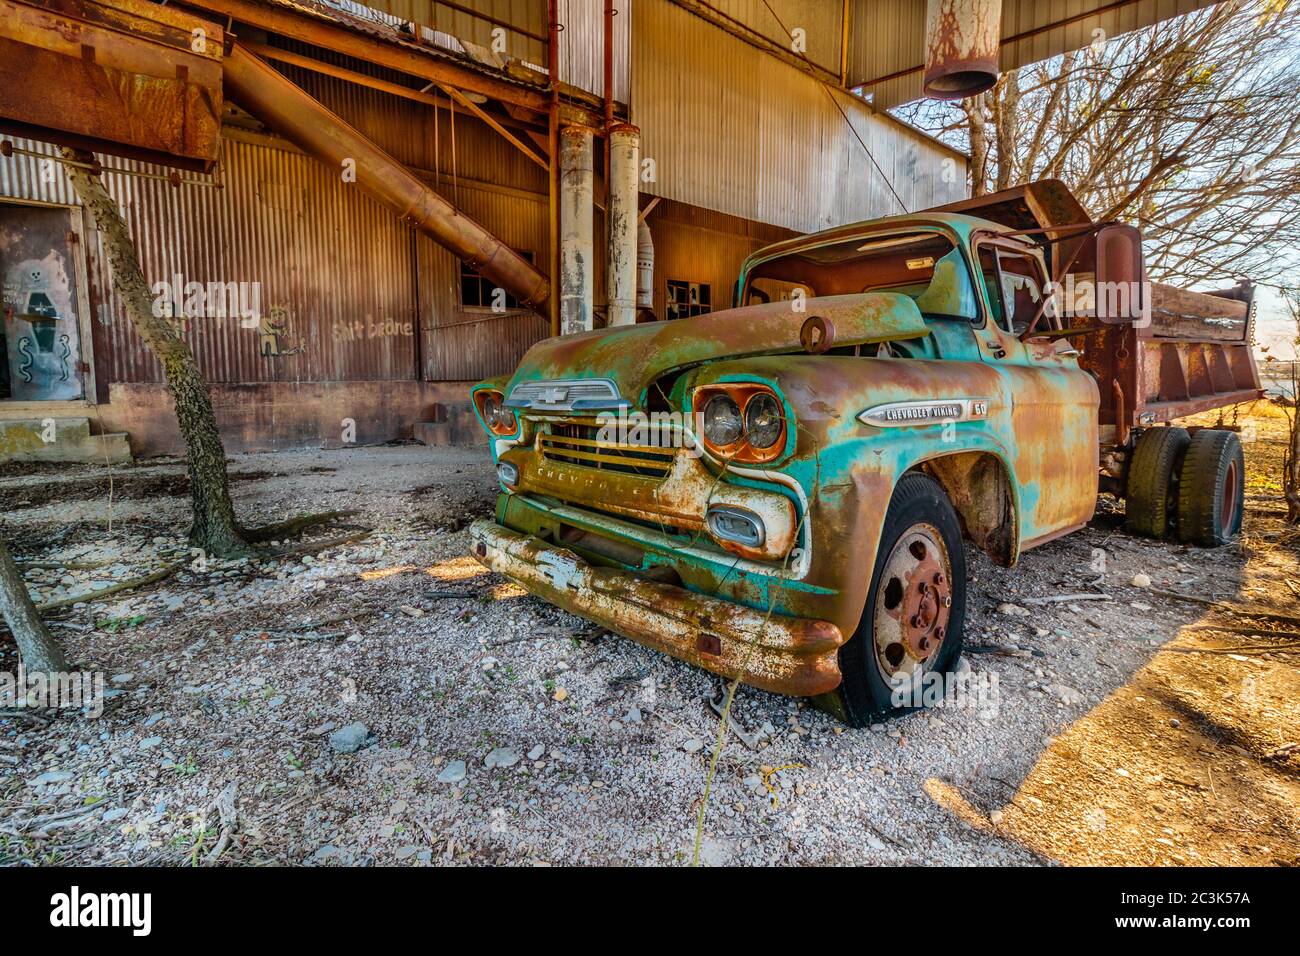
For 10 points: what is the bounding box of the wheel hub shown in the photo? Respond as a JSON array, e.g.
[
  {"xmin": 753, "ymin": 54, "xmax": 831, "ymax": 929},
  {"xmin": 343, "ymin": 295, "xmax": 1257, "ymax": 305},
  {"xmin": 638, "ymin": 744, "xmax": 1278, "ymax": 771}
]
[
  {"xmin": 900, "ymin": 554, "xmax": 951, "ymax": 661},
  {"xmin": 873, "ymin": 524, "xmax": 953, "ymax": 681}
]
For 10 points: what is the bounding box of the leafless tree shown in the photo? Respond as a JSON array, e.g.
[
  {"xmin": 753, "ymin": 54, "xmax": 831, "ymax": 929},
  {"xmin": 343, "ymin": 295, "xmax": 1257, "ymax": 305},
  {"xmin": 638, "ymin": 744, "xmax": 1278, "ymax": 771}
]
[
  {"xmin": 0, "ymin": 538, "xmax": 67, "ymax": 674},
  {"xmin": 894, "ymin": 0, "xmax": 1300, "ymax": 290}
]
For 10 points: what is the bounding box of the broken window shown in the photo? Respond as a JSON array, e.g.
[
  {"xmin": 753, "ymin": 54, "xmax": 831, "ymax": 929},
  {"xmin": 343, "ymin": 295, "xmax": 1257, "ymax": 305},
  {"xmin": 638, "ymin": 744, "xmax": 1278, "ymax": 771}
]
[
  {"xmin": 979, "ymin": 243, "xmax": 1050, "ymax": 336},
  {"xmin": 666, "ymin": 280, "xmax": 711, "ymax": 319},
  {"xmin": 461, "ymin": 252, "xmax": 533, "ymax": 310}
]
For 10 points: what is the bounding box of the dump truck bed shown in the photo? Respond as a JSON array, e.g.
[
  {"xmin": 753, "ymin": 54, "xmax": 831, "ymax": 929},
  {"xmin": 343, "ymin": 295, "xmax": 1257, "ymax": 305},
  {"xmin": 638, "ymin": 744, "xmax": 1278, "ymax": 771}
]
[{"xmin": 932, "ymin": 180, "xmax": 1264, "ymax": 437}]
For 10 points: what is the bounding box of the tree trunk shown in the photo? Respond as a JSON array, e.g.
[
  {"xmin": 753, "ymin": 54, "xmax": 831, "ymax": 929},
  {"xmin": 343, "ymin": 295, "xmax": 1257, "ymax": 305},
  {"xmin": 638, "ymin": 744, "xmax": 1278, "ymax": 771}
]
[
  {"xmin": 993, "ymin": 71, "xmax": 1020, "ymax": 192},
  {"xmin": 59, "ymin": 149, "xmax": 250, "ymax": 558},
  {"xmin": 963, "ymin": 94, "xmax": 990, "ymax": 196},
  {"xmin": 0, "ymin": 539, "xmax": 68, "ymax": 674}
]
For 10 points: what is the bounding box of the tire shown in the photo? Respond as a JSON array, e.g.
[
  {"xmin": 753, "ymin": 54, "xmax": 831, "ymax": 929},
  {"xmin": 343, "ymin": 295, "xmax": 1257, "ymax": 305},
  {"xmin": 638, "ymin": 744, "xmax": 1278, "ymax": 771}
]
[
  {"xmin": 1177, "ymin": 429, "xmax": 1244, "ymax": 547},
  {"xmin": 1125, "ymin": 427, "xmax": 1190, "ymax": 539},
  {"xmin": 836, "ymin": 472, "xmax": 966, "ymax": 727}
]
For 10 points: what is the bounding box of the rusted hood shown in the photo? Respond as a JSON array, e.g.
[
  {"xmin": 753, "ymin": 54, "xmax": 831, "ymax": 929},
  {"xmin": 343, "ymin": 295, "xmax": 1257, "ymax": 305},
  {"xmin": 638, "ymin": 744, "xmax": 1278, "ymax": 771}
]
[{"xmin": 506, "ymin": 293, "xmax": 929, "ymax": 406}]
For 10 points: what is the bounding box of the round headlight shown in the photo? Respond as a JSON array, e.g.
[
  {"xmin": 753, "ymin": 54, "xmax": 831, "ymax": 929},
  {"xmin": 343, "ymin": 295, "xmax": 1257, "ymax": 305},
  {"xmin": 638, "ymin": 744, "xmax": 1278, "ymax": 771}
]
[
  {"xmin": 482, "ymin": 393, "xmax": 502, "ymax": 428},
  {"xmin": 702, "ymin": 394, "xmax": 743, "ymax": 446},
  {"xmin": 745, "ymin": 393, "xmax": 783, "ymax": 449}
]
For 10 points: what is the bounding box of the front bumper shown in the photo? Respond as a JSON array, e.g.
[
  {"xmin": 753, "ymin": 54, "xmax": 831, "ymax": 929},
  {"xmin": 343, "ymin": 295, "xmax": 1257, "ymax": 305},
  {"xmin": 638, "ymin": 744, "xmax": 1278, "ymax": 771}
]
[{"xmin": 468, "ymin": 519, "xmax": 846, "ymax": 696}]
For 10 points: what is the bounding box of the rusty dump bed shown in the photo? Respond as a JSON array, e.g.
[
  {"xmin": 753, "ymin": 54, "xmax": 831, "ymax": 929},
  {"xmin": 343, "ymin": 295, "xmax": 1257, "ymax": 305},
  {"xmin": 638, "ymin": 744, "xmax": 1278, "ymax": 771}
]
[{"xmin": 935, "ymin": 181, "xmax": 1263, "ymax": 434}]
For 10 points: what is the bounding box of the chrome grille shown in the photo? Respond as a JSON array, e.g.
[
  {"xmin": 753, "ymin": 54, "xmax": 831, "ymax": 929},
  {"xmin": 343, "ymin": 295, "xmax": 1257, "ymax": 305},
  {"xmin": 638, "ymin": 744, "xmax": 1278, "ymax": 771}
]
[
  {"xmin": 506, "ymin": 378, "xmax": 625, "ymax": 412},
  {"xmin": 540, "ymin": 424, "xmax": 676, "ymax": 479}
]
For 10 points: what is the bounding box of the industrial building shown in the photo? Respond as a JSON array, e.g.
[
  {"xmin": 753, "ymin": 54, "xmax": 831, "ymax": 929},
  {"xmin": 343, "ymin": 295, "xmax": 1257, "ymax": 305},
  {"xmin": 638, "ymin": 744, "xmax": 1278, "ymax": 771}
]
[{"xmin": 0, "ymin": 0, "xmax": 1215, "ymax": 458}]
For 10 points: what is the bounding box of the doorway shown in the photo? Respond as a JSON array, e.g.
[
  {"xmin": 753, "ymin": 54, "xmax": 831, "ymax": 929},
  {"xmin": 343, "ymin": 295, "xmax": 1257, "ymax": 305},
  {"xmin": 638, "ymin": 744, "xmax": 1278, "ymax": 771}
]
[{"xmin": 0, "ymin": 202, "xmax": 89, "ymax": 402}]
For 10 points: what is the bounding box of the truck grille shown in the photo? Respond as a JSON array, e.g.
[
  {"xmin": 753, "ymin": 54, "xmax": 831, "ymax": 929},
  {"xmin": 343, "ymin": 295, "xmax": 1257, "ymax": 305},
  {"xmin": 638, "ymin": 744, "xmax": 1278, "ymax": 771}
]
[{"xmin": 541, "ymin": 423, "xmax": 676, "ymax": 479}]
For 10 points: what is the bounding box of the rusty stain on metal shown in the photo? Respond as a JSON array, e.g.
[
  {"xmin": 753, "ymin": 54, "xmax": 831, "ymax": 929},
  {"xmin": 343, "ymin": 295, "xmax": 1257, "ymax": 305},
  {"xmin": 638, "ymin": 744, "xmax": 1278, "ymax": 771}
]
[
  {"xmin": 0, "ymin": 0, "xmax": 224, "ymax": 171},
  {"xmin": 922, "ymin": 0, "xmax": 1002, "ymax": 101}
]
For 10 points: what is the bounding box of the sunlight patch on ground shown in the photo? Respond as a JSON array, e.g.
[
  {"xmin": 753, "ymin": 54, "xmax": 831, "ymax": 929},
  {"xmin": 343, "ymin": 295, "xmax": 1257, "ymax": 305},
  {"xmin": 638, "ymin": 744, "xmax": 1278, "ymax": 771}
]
[
  {"xmin": 425, "ymin": 556, "xmax": 489, "ymax": 581},
  {"xmin": 358, "ymin": 564, "xmax": 415, "ymax": 581}
]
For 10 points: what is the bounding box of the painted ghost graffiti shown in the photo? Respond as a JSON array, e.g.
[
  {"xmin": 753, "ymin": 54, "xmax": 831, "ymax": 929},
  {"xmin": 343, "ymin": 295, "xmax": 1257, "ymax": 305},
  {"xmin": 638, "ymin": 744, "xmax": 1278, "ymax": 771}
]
[{"xmin": 0, "ymin": 206, "xmax": 85, "ymax": 401}]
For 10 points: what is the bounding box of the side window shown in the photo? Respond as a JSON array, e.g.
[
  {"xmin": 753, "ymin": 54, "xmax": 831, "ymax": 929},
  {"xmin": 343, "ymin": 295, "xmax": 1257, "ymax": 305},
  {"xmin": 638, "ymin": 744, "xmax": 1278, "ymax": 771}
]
[{"xmin": 997, "ymin": 251, "xmax": 1047, "ymax": 335}]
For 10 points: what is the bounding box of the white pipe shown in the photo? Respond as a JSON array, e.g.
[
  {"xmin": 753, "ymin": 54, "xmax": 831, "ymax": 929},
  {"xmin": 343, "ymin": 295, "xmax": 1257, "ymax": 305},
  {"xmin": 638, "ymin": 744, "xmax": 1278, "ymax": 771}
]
[
  {"xmin": 606, "ymin": 124, "xmax": 640, "ymax": 326},
  {"xmin": 560, "ymin": 125, "xmax": 595, "ymax": 335}
]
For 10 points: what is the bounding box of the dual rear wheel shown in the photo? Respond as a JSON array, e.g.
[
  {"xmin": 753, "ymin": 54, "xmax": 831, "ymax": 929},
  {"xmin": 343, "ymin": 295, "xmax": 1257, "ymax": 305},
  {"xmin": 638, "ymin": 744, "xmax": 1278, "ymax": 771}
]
[{"xmin": 1125, "ymin": 426, "xmax": 1244, "ymax": 547}]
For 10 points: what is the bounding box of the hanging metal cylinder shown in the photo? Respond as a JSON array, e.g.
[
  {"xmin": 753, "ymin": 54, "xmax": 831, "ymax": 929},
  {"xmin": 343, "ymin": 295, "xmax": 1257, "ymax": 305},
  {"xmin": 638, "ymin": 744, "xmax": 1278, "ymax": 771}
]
[
  {"xmin": 922, "ymin": 0, "xmax": 1002, "ymax": 101},
  {"xmin": 636, "ymin": 219, "xmax": 655, "ymax": 314},
  {"xmin": 606, "ymin": 123, "xmax": 640, "ymax": 327},
  {"xmin": 559, "ymin": 125, "xmax": 596, "ymax": 335}
]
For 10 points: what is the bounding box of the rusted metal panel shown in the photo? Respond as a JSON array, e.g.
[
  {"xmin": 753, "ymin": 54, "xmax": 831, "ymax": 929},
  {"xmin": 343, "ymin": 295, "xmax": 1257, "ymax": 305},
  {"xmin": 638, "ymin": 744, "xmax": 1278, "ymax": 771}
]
[
  {"xmin": 0, "ymin": 135, "xmax": 419, "ymax": 386},
  {"xmin": 224, "ymin": 44, "xmax": 549, "ymax": 308},
  {"xmin": 415, "ymin": 179, "xmax": 550, "ymax": 380},
  {"xmin": 633, "ymin": 0, "xmax": 967, "ymax": 234},
  {"xmin": 0, "ymin": 0, "xmax": 223, "ymax": 171}
]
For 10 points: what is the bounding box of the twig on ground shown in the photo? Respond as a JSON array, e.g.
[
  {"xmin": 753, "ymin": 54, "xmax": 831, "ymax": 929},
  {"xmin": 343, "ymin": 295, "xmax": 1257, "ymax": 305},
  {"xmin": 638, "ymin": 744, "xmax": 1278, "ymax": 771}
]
[
  {"xmin": 257, "ymin": 530, "xmax": 372, "ymax": 561},
  {"xmin": 1023, "ymin": 593, "xmax": 1112, "ymax": 604},
  {"xmin": 35, "ymin": 560, "xmax": 186, "ymax": 613},
  {"xmin": 242, "ymin": 510, "xmax": 359, "ymax": 544}
]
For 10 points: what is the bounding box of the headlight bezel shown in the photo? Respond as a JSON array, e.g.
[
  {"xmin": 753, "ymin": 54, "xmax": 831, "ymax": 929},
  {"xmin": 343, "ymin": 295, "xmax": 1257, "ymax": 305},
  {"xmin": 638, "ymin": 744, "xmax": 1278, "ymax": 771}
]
[
  {"xmin": 692, "ymin": 383, "xmax": 789, "ymax": 464},
  {"xmin": 473, "ymin": 388, "xmax": 518, "ymax": 436}
]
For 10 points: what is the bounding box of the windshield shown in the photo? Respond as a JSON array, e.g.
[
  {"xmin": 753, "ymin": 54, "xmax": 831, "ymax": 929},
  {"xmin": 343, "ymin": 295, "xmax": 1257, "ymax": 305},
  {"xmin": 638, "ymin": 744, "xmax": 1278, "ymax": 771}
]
[{"xmin": 742, "ymin": 230, "xmax": 979, "ymax": 322}]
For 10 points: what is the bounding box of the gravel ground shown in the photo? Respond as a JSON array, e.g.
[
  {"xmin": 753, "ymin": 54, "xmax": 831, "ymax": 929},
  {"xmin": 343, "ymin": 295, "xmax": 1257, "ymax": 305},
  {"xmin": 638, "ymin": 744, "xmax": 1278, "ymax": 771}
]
[{"xmin": 1, "ymin": 407, "xmax": 1296, "ymax": 866}]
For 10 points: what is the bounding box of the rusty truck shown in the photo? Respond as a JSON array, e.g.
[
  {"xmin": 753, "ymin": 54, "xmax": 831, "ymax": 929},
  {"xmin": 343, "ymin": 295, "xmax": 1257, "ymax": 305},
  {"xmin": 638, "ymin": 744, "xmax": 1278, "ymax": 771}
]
[{"xmin": 466, "ymin": 180, "xmax": 1262, "ymax": 725}]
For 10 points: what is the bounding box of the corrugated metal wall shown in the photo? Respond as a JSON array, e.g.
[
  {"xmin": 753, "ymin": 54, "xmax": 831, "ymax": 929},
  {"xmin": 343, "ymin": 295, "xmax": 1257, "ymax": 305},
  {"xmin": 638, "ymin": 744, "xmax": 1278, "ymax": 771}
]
[
  {"xmin": 676, "ymin": 0, "xmax": 844, "ymax": 77},
  {"xmin": 360, "ymin": 0, "xmax": 630, "ymax": 101},
  {"xmin": 645, "ymin": 200, "xmax": 795, "ymax": 318},
  {"xmin": 416, "ymin": 182, "xmax": 550, "ymax": 380},
  {"xmin": 633, "ymin": 0, "xmax": 967, "ymax": 234},
  {"xmin": 0, "ymin": 63, "xmax": 550, "ymax": 386},
  {"xmin": 851, "ymin": 0, "xmax": 1223, "ymax": 109},
  {"xmin": 556, "ymin": 0, "xmax": 630, "ymax": 103}
]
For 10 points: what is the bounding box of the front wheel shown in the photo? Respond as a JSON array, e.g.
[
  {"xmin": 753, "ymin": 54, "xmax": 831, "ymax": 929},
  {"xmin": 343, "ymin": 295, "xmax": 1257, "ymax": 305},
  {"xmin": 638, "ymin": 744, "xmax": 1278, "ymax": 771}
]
[{"xmin": 835, "ymin": 472, "xmax": 967, "ymax": 727}]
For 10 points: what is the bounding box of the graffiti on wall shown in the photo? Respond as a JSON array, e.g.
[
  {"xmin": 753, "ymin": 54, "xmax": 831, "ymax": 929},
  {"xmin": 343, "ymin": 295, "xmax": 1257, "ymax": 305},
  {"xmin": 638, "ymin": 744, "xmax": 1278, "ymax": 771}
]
[
  {"xmin": 257, "ymin": 305, "xmax": 301, "ymax": 358},
  {"xmin": 2, "ymin": 251, "xmax": 83, "ymax": 401}
]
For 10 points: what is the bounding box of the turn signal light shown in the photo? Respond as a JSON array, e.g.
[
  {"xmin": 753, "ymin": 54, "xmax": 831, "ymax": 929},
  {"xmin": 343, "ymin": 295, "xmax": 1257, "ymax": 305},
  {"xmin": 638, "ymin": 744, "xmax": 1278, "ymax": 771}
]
[
  {"xmin": 693, "ymin": 384, "xmax": 787, "ymax": 463},
  {"xmin": 474, "ymin": 389, "xmax": 517, "ymax": 436}
]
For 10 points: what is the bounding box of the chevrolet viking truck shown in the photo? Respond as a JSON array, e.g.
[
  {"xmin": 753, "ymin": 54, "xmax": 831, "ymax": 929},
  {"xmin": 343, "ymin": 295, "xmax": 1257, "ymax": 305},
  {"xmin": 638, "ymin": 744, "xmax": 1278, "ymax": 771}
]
[{"xmin": 467, "ymin": 181, "xmax": 1262, "ymax": 726}]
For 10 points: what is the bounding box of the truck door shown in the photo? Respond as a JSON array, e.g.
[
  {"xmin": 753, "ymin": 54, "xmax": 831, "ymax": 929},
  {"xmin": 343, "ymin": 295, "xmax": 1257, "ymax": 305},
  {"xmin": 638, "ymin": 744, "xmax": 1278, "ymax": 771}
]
[{"xmin": 974, "ymin": 240, "xmax": 1098, "ymax": 547}]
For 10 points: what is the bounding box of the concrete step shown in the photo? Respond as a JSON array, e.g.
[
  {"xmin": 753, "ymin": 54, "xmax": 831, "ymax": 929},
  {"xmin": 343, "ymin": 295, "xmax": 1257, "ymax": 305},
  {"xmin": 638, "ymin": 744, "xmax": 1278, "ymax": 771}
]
[
  {"xmin": 0, "ymin": 417, "xmax": 132, "ymax": 464},
  {"xmin": 413, "ymin": 421, "xmax": 453, "ymax": 447},
  {"xmin": 414, "ymin": 402, "xmax": 487, "ymax": 448}
]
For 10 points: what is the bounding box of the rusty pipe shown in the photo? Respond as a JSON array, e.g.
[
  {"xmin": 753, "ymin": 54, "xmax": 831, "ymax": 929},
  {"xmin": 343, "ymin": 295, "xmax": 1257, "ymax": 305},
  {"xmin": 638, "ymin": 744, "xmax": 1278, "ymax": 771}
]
[
  {"xmin": 222, "ymin": 43, "xmax": 549, "ymax": 308},
  {"xmin": 923, "ymin": 0, "xmax": 1002, "ymax": 101}
]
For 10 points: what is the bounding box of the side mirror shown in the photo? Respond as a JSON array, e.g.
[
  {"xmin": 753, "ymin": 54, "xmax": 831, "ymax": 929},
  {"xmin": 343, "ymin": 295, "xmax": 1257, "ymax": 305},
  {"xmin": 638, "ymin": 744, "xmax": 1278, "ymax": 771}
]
[{"xmin": 1093, "ymin": 224, "xmax": 1148, "ymax": 326}]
